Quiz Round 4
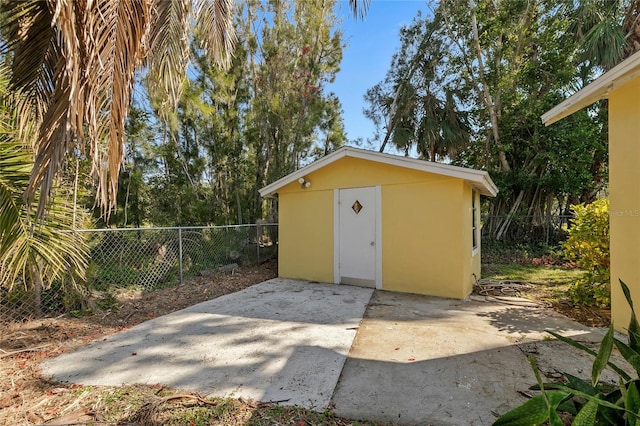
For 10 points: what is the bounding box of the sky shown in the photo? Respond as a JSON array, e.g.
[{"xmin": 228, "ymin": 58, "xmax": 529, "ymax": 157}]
[{"xmin": 328, "ymin": 0, "xmax": 429, "ymax": 148}]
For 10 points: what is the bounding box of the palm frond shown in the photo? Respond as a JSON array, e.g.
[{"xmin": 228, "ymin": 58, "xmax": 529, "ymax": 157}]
[
  {"xmin": 0, "ymin": 61, "xmax": 34, "ymax": 257},
  {"xmin": 349, "ymin": 0, "xmax": 371, "ymax": 21},
  {"xmin": 582, "ymin": 19, "xmax": 626, "ymax": 69},
  {"xmin": 0, "ymin": 142, "xmax": 32, "ymax": 255},
  {"xmin": 0, "ymin": 204, "xmax": 89, "ymax": 291},
  {"xmin": 0, "ymin": 136, "xmax": 88, "ymax": 291},
  {"xmin": 194, "ymin": 0, "xmax": 237, "ymax": 69},
  {"xmin": 0, "ymin": 0, "xmax": 56, "ymax": 140},
  {"xmin": 0, "ymin": 0, "xmax": 238, "ymax": 216},
  {"xmin": 147, "ymin": 0, "xmax": 192, "ymax": 116},
  {"xmin": 82, "ymin": 0, "xmax": 150, "ymax": 212},
  {"xmin": 0, "ymin": 41, "xmax": 89, "ymax": 296},
  {"xmin": 27, "ymin": 56, "xmax": 76, "ymax": 215},
  {"xmin": 11, "ymin": 0, "xmax": 83, "ymax": 215}
]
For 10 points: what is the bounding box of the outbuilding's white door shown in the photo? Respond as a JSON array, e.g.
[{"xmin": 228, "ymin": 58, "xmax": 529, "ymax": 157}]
[{"xmin": 335, "ymin": 187, "xmax": 380, "ymax": 288}]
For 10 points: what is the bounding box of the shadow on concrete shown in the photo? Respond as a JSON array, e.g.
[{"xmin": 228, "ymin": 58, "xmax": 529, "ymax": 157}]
[
  {"xmin": 41, "ymin": 279, "xmax": 373, "ymax": 409},
  {"xmin": 330, "ymin": 290, "xmax": 614, "ymax": 425},
  {"xmin": 41, "ymin": 280, "xmax": 618, "ymax": 425},
  {"xmin": 474, "ymin": 305, "xmax": 594, "ymax": 336},
  {"xmin": 332, "ymin": 344, "xmax": 533, "ymax": 425},
  {"xmin": 331, "ymin": 335, "xmax": 627, "ymax": 426}
]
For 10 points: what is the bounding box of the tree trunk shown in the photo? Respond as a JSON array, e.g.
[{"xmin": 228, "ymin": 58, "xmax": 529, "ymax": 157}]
[
  {"xmin": 72, "ymin": 156, "xmax": 79, "ymax": 229},
  {"xmin": 623, "ymin": 1, "xmax": 640, "ymax": 58},
  {"xmin": 378, "ymin": 83, "xmax": 403, "ymax": 153},
  {"xmin": 468, "ymin": 0, "xmax": 510, "ymax": 171},
  {"xmin": 496, "ymin": 189, "xmax": 524, "ymax": 241}
]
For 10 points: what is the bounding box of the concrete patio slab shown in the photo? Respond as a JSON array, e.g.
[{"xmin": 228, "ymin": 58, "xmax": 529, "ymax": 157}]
[
  {"xmin": 330, "ymin": 291, "xmax": 614, "ymax": 426},
  {"xmin": 41, "ymin": 279, "xmax": 373, "ymax": 409},
  {"xmin": 41, "ymin": 280, "xmax": 623, "ymax": 425}
]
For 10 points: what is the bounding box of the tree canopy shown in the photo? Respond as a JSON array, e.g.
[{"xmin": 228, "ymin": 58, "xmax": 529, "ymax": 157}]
[
  {"xmin": 0, "ymin": 0, "xmax": 368, "ymax": 216},
  {"xmin": 364, "ymin": 0, "xmax": 640, "ymax": 241},
  {"xmin": 0, "ymin": 0, "xmax": 637, "ymax": 238}
]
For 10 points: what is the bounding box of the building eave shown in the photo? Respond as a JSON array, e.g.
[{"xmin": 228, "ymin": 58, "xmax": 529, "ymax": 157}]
[
  {"xmin": 542, "ymin": 50, "xmax": 640, "ymax": 126},
  {"xmin": 258, "ymin": 146, "xmax": 498, "ymax": 198}
]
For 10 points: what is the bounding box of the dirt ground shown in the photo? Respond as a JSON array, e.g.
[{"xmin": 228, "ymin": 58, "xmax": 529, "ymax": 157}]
[
  {"xmin": 1, "ymin": 260, "xmax": 610, "ymax": 425},
  {"xmin": 0, "ymin": 260, "xmax": 280, "ymax": 425},
  {"xmin": 549, "ymin": 299, "xmax": 610, "ymax": 328},
  {"xmin": 474, "ymin": 280, "xmax": 611, "ymax": 328}
]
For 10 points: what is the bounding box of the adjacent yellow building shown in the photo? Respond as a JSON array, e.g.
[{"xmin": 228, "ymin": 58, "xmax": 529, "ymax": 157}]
[
  {"xmin": 259, "ymin": 147, "xmax": 498, "ymax": 299},
  {"xmin": 542, "ymin": 50, "xmax": 640, "ymax": 331}
]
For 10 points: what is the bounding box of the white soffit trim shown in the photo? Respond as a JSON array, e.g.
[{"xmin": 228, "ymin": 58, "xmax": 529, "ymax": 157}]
[
  {"xmin": 542, "ymin": 49, "xmax": 640, "ymax": 126},
  {"xmin": 258, "ymin": 146, "xmax": 498, "ymax": 197}
]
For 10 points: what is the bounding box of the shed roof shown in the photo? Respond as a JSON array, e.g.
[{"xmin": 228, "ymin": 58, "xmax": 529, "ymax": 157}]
[
  {"xmin": 259, "ymin": 146, "xmax": 498, "ymax": 197},
  {"xmin": 542, "ymin": 50, "xmax": 640, "ymax": 125}
]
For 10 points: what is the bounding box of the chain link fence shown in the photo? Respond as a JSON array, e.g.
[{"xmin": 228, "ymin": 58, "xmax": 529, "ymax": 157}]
[
  {"xmin": 481, "ymin": 215, "xmax": 573, "ymax": 245},
  {"xmin": 1, "ymin": 224, "xmax": 278, "ymax": 322}
]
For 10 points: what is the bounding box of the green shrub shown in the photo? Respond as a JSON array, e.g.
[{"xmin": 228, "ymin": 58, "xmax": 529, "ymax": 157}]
[{"xmin": 563, "ymin": 199, "xmax": 610, "ymax": 306}]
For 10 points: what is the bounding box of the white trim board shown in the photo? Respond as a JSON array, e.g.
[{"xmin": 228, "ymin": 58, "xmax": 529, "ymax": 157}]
[
  {"xmin": 375, "ymin": 185, "xmax": 382, "ymax": 290},
  {"xmin": 333, "ymin": 189, "xmax": 340, "ymax": 285},
  {"xmin": 542, "ymin": 49, "xmax": 640, "ymax": 125},
  {"xmin": 259, "ymin": 146, "xmax": 498, "ymax": 198}
]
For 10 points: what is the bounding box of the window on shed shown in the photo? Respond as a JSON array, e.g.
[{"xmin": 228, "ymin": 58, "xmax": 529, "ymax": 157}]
[{"xmin": 472, "ymin": 190, "xmax": 478, "ymax": 251}]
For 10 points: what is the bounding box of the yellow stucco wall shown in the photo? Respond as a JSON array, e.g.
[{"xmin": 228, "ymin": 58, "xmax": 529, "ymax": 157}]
[
  {"xmin": 609, "ymin": 79, "xmax": 640, "ymax": 331},
  {"xmin": 276, "ymin": 156, "xmax": 479, "ymax": 299},
  {"xmin": 278, "ymin": 190, "xmax": 334, "ymax": 283},
  {"xmin": 381, "ymin": 179, "xmax": 469, "ymax": 298}
]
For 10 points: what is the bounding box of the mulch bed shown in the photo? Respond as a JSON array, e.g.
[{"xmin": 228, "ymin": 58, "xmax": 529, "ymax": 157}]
[{"xmin": 551, "ymin": 301, "xmax": 610, "ymax": 328}]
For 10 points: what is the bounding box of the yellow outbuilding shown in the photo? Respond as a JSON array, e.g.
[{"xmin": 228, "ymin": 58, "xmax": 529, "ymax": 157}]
[
  {"xmin": 543, "ymin": 50, "xmax": 640, "ymax": 332},
  {"xmin": 259, "ymin": 147, "xmax": 498, "ymax": 299}
]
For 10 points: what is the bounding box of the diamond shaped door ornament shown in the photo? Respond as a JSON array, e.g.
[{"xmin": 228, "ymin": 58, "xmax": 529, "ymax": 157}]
[{"xmin": 352, "ymin": 200, "xmax": 363, "ymax": 215}]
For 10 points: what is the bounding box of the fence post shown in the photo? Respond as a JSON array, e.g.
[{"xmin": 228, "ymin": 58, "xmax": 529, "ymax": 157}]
[
  {"xmin": 178, "ymin": 228, "xmax": 183, "ymax": 284},
  {"xmin": 256, "ymin": 224, "xmax": 260, "ymax": 265}
]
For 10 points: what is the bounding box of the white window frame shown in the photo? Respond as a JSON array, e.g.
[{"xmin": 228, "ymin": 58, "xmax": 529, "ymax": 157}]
[{"xmin": 472, "ymin": 190, "xmax": 479, "ymax": 255}]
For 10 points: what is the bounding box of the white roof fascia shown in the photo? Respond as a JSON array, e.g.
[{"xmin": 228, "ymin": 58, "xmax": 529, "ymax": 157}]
[
  {"xmin": 259, "ymin": 146, "xmax": 498, "ymax": 198},
  {"xmin": 542, "ymin": 49, "xmax": 640, "ymax": 126},
  {"xmin": 258, "ymin": 148, "xmax": 349, "ymax": 198}
]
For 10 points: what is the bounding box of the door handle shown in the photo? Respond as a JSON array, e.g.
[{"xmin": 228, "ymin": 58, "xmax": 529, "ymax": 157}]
[{"xmin": 370, "ymin": 241, "xmax": 375, "ymax": 246}]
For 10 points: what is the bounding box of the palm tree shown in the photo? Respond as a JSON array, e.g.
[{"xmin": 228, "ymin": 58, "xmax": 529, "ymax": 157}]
[
  {"xmin": 371, "ymin": 13, "xmax": 469, "ymax": 159},
  {"xmin": 378, "ymin": 80, "xmax": 470, "ymax": 161},
  {"xmin": 415, "ymin": 90, "xmax": 469, "ymax": 162},
  {"xmin": 0, "ymin": 63, "xmax": 89, "ymax": 316},
  {"xmin": 0, "ymin": 0, "xmax": 369, "ymax": 217},
  {"xmin": 568, "ymin": 0, "xmax": 640, "ymax": 70}
]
